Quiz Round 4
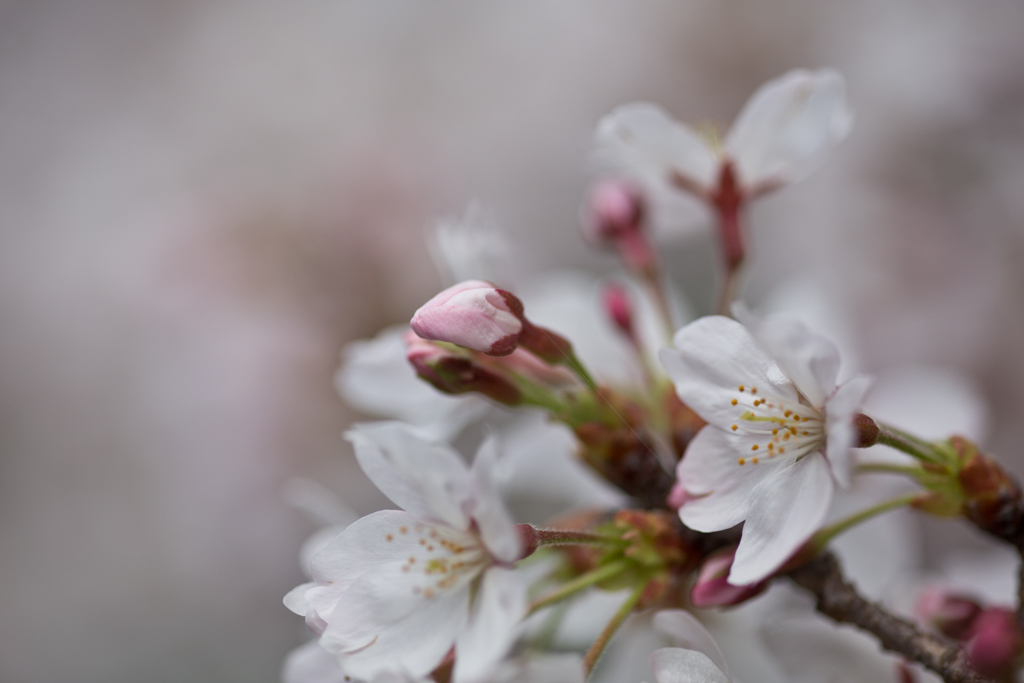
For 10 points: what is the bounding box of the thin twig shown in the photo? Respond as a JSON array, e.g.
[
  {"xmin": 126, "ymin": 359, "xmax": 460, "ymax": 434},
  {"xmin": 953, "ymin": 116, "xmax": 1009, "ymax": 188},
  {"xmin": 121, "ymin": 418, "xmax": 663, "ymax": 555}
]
[{"xmin": 787, "ymin": 553, "xmax": 991, "ymax": 683}]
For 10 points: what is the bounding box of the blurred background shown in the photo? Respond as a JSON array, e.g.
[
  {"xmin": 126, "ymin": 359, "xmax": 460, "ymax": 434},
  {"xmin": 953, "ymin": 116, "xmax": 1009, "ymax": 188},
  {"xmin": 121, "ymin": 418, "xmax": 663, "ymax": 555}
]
[{"xmin": 2, "ymin": 1, "xmax": 1024, "ymax": 681}]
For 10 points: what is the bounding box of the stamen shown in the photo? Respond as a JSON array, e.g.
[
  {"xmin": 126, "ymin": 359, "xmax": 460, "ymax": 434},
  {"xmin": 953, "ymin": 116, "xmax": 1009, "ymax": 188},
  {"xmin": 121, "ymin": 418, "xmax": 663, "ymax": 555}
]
[{"xmin": 738, "ymin": 458, "xmax": 746, "ymax": 465}]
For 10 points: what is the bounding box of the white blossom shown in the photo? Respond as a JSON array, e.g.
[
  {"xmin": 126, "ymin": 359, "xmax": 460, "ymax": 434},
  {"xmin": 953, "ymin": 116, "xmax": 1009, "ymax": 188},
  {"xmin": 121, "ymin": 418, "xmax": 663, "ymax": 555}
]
[
  {"xmin": 660, "ymin": 314, "xmax": 869, "ymax": 584},
  {"xmin": 595, "ymin": 69, "xmax": 851, "ymax": 201},
  {"xmin": 284, "ymin": 422, "xmax": 527, "ymax": 683}
]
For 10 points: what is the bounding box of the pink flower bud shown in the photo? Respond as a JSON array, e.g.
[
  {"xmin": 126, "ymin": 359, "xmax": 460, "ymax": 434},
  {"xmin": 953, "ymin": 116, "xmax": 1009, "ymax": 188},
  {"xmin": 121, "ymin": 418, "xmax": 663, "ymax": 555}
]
[
  {"xmin": 965, "ymin": 608, "xmax": 1021, "ymax": 677},
  {"xmin": 915, "ymin": 586, "xmax": 982, "ymax": 640},
  {"xmin": 602, "ymin": 282, "xmax": 634, "ymax": 337},
  {"xmin": 404, "ymin": 331, "xmax": 523, "ymax": 406},
  {"xmin": 581, "ymin": 180, "xmax": 644, "ymax": 243},
  {"xmin": 690, "ymin": 547, "xmax": 766, "ymax": 607},
  {"xmin": 411, "ymin": 280, "xmax": 524, "ymax": 356}
]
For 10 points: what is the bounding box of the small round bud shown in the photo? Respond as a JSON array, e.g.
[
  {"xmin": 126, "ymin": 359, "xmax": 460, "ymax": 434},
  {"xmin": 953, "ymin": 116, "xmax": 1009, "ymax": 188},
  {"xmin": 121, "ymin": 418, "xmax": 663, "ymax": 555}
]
[
  {"xmin": 965, "ymin": 608, "xmax": 1021, "ymax": 677},
  {"xmin": 690, "ymin": 547, "xmax": 766, "ymax": 607},
  {"xmin": 915, "ymin": 586, "xmax": 982, "ymax": 640},
  {"xmin": 411, "ymin": 280, "xmax": 524, "ymax": 356},
  {"xmin": 581, "ymin": 180, "xmax": 644, "ymax": 243}
]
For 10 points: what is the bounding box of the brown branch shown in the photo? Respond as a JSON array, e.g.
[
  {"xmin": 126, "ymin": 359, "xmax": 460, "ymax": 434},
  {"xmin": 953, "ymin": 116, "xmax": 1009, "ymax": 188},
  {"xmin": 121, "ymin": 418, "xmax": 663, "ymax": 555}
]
[{"xmin": 787, "ymin": 553, "xmax": 992, "ymax": 683}]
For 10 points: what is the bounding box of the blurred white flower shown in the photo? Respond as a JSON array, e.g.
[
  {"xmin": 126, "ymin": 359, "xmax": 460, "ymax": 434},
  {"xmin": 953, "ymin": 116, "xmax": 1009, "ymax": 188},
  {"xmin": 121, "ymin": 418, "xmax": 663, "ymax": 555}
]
[
  {"xmin": 428, "ymin": 204, "xmax": 517, "ymax": 287},
  {"xmin": 336, "ymin": 325, "xmax": 490, "ymax": 440},
  {"xmin": 284, "ymin": 422, "xmax": 527, "ymax": 683},
  {"xmin": 648, "ymin": 610, "xmax": 732, "ymax": 683},
  {"xmin": 660, "ymin": 314, "xmax": 869, "ymax": 584},
  {"xmin": 595, "ymin": 69, "xmax": 852, "ymax": 202}
]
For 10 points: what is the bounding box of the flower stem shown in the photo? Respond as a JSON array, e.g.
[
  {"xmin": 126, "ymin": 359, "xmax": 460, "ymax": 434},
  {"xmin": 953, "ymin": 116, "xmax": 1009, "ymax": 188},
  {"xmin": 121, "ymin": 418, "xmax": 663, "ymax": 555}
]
[
  {"xmin": 528, "ymin": 560, "xmax": 631, "ymax": 615},
  {"xmin": 874, "ymin": 421, "xmax": 944, "ymax": 464},
  {"xmin": 583, "ymin": 579, "xmax": 648, "ymax": 675},
  {"xmin": 855, "ymin": 462, "xmax": 929, "ymax": 478},
  {"xmin": 533, "ymin": 528, "xmax": 626, "ymax": 548},
  {"xmin": 642, "ymin": 274, "xmax": 676, "ymax": 343},
  {"xmin": 808, "ymin": 493, "xmax": 920, "ymax": 552}
]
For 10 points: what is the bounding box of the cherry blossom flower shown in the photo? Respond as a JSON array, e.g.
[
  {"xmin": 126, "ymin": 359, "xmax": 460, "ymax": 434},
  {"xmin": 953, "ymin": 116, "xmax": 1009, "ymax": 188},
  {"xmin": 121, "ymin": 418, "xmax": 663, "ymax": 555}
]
[
  {"xmin": 595, "ymin": 69, "xmax": 852, "ymax": 204},
  {"xmin": 660, "ymin": 314, "xmax": 870, "ymax": 584},
  {"xmin": 284, "ymin": 422, "xmax": 527, "ymax": 683}
]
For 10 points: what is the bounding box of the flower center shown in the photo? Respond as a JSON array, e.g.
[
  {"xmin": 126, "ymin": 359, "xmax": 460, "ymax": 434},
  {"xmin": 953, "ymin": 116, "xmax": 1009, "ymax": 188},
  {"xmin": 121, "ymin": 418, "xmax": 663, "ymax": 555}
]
[
  {"xmin": 727, "ymin": 384, "xmax": 825, "ymax": 465},
  {"xmin": 390, "ymin": 522, "xmax": 491, "ymax": 599}
]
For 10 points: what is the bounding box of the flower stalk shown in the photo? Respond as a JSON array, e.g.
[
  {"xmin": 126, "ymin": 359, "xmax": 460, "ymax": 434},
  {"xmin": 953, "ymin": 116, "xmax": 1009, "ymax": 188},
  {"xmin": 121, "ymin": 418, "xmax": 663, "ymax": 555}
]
[{"xmin": 583, "ymin": 579, "xmax": 650, "ymax": 675}]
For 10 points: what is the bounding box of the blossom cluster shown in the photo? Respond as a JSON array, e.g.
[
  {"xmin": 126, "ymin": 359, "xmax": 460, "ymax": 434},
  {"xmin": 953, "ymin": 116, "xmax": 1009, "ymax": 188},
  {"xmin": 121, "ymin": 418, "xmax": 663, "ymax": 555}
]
[{"xmin": 283, "ymin": 70, "xmax": 1024, "ymax": 683}]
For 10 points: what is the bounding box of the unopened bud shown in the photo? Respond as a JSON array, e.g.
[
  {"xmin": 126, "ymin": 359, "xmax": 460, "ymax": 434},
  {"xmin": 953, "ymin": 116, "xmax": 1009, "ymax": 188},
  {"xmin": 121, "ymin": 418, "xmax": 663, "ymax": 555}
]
[
  {"xmin": 690, "ymin": 547, "xmax": 766, "ymax": 607},
  {"xmin": 965, "ymin": 608, "xmax": 1021, "ymax": 677},
  {"xmin": 405, "ymin": 332, "xmax": 523, "ymax": 405},
  {"xmin": 581, "ymin": 180, "xmax": 644, "ymax": 243},
  {"xmin": 915, "ymin": 586, "xmax": 982, "ymax": 640},
  {"xmin": 411, "ymin": 280, "xmax": 525, "ymax": 356},
  {"xmin": 602, "ymin": 282, "xmax": 634, "ymax": 337}
]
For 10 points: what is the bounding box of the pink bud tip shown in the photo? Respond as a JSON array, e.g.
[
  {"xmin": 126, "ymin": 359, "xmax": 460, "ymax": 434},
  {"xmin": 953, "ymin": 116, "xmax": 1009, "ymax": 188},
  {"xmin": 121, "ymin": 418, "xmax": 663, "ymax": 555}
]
[
  {"xmin": 690, "ymin": 547, "xmax": 765, "ymax": 607},
  {"xmin": 411, "ymin": 280, "xmax": 524, "ymax": 356},
  {"xmin": 666, "ymin": 482, "xmax": 691, "ymax": 511},
  {"xmin": 966, "ymin": 608, "xmax": 1021, "ymax": 677},
  {"xmin": 581, "ymin": 180, "xmax": 644, "ymax": 243},
  {"xmin": 602, "ymin": 282, "xmax": 634, "ymax": 337}
]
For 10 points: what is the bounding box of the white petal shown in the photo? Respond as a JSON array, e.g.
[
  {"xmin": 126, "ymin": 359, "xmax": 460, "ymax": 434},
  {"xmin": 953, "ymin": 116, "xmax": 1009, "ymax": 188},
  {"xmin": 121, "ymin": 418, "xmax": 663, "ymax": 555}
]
[
  {"xmin": 284, "ymin": 582, "xmax": 316, "ymax": 616},
  {"xmin": 825, "ymin": 375, "xmax": 872, "ymax": 488},
  {"xmin": 653, "ymin": 610, "xmax": 729, "ymax": 677},
  {"xmin": 468, "ymin": 436, "xmax": 521, "ymax": 563},
  {"xmin": 347, "ymin": 422, "xmax": 472, "ymax": 529},
  {"xmin": 661, "ymin": 316, "xmax": 797, "ymax": 431},
  {"xmin": 328, "ymin": 581, "xmax": 470, "ymax": 682},
  {"xmin": 651, "ymin": 648, "xmax": 731, "ymax": 683},
  {"xmin": 595, "ymin": 103, "xmax": 719, "ymax": 195},
  {"xmin": 428, "ymin": 203, "xmax": 516, "ymax": 286},
  {"xmin": 282, "ymin": 640, "xmax": 350, "ymax": 683},
  {"xmin": 729, "ymin": 456, "xmax": 834, "ymax": 585},
  {"xmin": 742, "ymin": 313, "xmax": 840, "ymax": 408},
  {"xmin": 676, "ymin": 427, "xmax": 771, "ymax": 531},
  {"xmin": 336, "ymin": 325, "xmax": 488, "ymax": 440},
  {"xmin": 453, "ymin": 568, "xmax": 528, "ymax": 683},
  {"xmin": 725, "ymin": 69, "xmax": 852, "ymax": 194}
]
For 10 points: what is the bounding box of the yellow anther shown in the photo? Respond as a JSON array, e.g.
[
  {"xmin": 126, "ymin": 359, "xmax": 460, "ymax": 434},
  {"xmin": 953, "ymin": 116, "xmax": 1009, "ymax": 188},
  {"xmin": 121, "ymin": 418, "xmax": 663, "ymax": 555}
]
[
  {"xmin": 731, "ymin": 424, "xmax": 738, "ymax": 431},
  {"xmin": 772, "ymin": 429, "xmax": 778, "ymax": 435},
  {"xmin": 784, "ymin": 410, "xmax": 792, "ymax": 417},
  {"xmin": 738, "ymin": 458, "xmax": 746, "ymax": 465},
  {"xmin": 751, "ymin": 444, "xmax": 759, "ymax": 451},
  {"xmin": 739, "ymin": 385, "xmax": 745, "ymax": 392},
  {"xmin": 731, "ymin": 399, "xmax": 738, "ymax": 405},
  {"xmin": 751, "ymin": 457, "xmax": 759, "ymax": 464},
  {"xmin": 751, "ymin": 387, "xmax": 757, "ymax": 394}
]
